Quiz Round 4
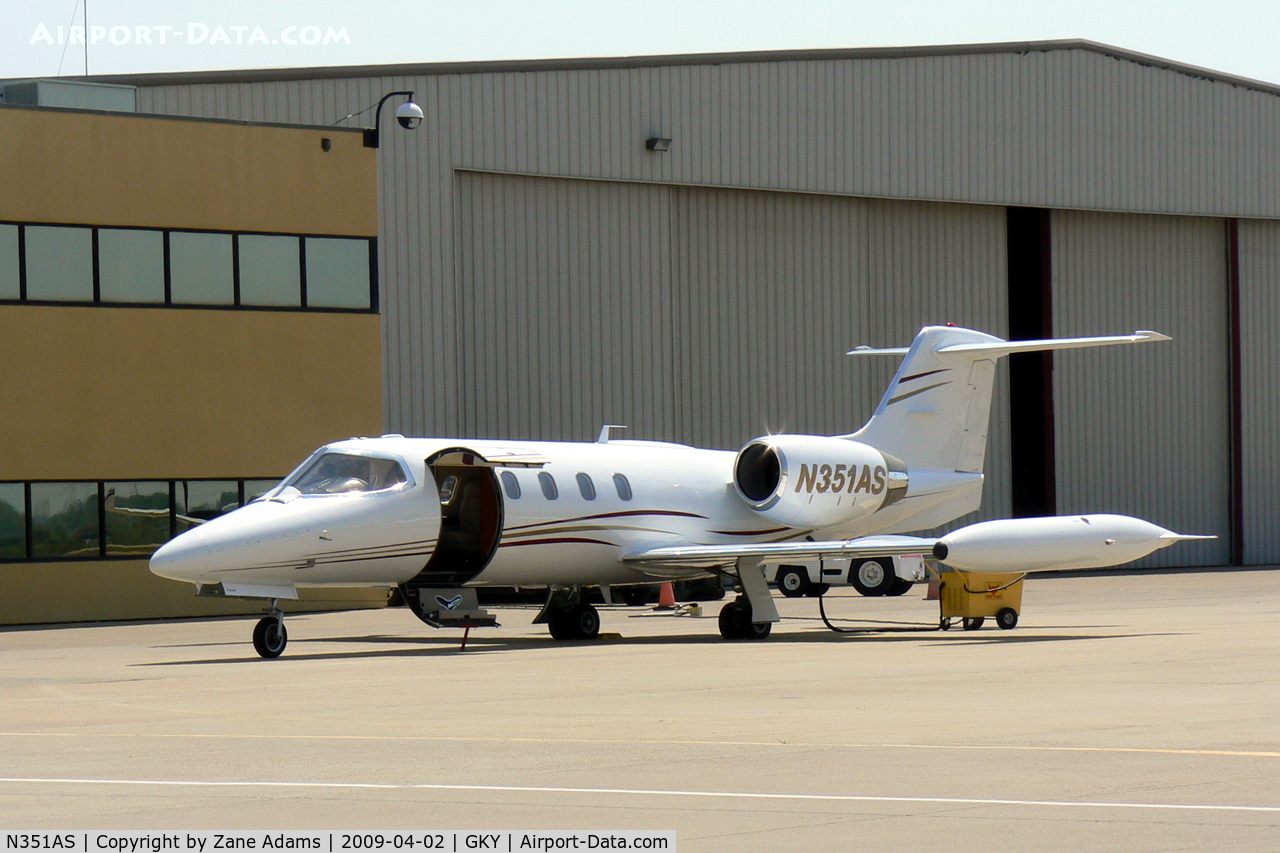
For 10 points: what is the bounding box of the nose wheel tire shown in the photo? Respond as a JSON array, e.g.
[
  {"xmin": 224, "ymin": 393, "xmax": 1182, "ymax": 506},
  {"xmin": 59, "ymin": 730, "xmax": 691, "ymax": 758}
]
[
  {"xmin": 252, "ymin": 617, "xmax": 288, "ymax": 659},
  {"xmin": 851, "ymin": 558, "xmax": 897, "ymax": 597},
  {"xmin": 776, "ymin": 566, "xmax": 810, "ymax": 598},
  {"xmin": 718, "ymin": 599, "xmax": 772, "ymax": 641}
]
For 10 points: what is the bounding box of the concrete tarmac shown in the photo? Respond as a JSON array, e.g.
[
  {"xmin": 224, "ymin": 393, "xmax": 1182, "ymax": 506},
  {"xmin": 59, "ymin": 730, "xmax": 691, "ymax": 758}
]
[{"xmin": 1, "ymin": 570, "xmax": 1278, "ymax": 852}]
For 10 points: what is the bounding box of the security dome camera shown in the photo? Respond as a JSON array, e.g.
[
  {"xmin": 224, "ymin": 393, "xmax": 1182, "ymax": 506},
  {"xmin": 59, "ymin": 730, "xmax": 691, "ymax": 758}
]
[{"xmin": 395, "ymin": 100, "xmax": 424, "ymax": 130}]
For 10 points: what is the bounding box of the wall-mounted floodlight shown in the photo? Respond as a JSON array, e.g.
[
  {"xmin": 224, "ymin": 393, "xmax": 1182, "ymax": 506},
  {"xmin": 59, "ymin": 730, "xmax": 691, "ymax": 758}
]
[
  {"xmin": 364, "ymin": 91, "xmax": 423, "ymax": 148},
  {"xmin": 645, "ymin": 137, "xmax": 672, "ymax": 152}
]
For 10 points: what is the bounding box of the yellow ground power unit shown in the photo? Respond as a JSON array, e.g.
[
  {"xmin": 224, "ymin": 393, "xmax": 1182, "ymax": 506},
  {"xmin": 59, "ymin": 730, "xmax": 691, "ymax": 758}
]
[{"xmin": 938, "ymin": 570, "xmax": 1025, "ymax": 631}]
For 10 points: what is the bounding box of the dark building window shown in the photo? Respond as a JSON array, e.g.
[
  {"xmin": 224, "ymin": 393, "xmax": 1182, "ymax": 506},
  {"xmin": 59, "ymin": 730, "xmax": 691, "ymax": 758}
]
[
  {"xmin": 98, "ymin": 228, "xmax": 165, "ymax": 303},
  {"xmin": 24, "ymin": 225, "xmax": 92, "ymax": 301},
  {"xmin": 30, "ymin": 482, "xmax": 99, "ymax": 559},
  {"xmin": 0, "ymin": 224, "xmax": 19, "ymax": 299},
  {"xmin": 0, "ymin": 482, "xmax": 25, "ymax": 559},
  {"xmin": 239, "ymin": 234, "xmax": 301, "ymax": 306},
  {"xmin": 169, "ymin": 231, "xmax": 234, "ymax": 305},
  {"xmin": 105, "ymin": 481, "xmax": 171, "ymax": 556}
]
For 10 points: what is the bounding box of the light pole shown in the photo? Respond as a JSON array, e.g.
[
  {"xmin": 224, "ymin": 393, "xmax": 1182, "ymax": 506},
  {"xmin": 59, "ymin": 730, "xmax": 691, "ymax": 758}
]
[{"xmin": 363, "ymin": 91, "xmax": 424, "ymax": 148}]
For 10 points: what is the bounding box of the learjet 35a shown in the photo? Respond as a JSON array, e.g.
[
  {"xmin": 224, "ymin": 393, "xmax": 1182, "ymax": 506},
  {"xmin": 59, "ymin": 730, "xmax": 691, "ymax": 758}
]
[{"xmin": 150, "ymin": 325, "xmax": 1209, "ymax": 657}]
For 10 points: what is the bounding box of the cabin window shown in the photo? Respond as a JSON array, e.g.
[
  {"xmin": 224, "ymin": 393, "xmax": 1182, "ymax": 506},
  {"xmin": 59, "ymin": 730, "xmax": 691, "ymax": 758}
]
[
  {"xmin": 613, "ymin": 473, "xmax": 633, "ymax": 501},
  {"xmin": 538, "ymin": 472, "xmax": 559, "ymax": 500},
  {"xmin": 438, "ymin": 475, "xmax": 458, "ymax": 504},
  {"xmin": 500, "ymin": 471, "xmax": 521, "ymax": 500},
  {"xmin": 576, "ymin": 473, "xmax": 596, "ymax": 500}
]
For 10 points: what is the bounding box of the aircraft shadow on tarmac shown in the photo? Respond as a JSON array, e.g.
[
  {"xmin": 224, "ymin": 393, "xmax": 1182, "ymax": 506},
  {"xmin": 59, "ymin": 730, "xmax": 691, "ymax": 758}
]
[{"xmin": 133, "ymin": 623, "xmax": 1183, "ymax": 666}]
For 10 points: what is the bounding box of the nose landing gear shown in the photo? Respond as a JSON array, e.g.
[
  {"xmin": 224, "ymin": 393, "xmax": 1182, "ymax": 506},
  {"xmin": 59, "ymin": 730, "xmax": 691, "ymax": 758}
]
[{"xmin": 252, "ymin": 601, "xmax": 288, "ymax": 658}]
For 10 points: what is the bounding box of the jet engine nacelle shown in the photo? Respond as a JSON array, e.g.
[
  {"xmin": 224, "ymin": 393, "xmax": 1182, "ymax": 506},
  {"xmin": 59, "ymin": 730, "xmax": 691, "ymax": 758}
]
[{"xmin": 733, "ymin": 434, "xmax": 908, "ymax": 529}]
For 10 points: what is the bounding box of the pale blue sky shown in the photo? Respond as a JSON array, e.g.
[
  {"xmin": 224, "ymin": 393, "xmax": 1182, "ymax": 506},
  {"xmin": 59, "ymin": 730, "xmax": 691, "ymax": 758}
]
[{"xmin": 2, "ymin": 0, "xmax": 1278, "ymax": 87}]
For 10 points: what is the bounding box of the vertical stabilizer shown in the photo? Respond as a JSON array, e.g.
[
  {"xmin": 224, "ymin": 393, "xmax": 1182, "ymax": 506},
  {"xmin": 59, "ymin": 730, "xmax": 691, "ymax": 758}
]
[{"xmin": 844, "ymin": 326, "xmax": 1004, "ymax": 473}]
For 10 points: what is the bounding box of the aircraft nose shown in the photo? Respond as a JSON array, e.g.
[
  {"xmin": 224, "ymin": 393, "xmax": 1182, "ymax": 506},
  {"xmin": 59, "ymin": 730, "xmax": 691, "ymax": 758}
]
[{"xmin": 149, "ymin": 529, "xmax": 211, "ymax": 582}]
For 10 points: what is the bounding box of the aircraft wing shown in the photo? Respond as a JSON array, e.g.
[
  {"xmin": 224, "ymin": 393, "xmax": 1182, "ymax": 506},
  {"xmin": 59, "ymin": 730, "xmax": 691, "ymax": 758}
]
[{"xmin": 622, "ymin": 535, "xmax": 937, "ymax": 569}]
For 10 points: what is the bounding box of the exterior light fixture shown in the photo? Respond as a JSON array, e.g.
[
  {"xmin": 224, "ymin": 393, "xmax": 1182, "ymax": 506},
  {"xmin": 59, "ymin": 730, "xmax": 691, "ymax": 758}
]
[
  {"xmin": 645, "ymin": 137, "xmax": 672, "ymax": 152},
  {"xmin": 363, "ymin": 91, "xmax": 423, "ymax": 148}
]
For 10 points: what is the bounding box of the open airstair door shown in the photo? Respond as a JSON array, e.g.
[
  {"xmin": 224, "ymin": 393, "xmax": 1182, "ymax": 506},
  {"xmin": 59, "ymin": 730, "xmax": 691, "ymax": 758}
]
[{"xmin": 407, "ymin": 446, "xmax": 530, "ymax": 587}]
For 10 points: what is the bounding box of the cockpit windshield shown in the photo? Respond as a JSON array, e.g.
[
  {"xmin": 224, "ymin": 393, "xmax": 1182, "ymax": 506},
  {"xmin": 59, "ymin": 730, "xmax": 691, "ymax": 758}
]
[{"xmin": 288, "ymin": 452, "xmax": 409, "ymax": 495}]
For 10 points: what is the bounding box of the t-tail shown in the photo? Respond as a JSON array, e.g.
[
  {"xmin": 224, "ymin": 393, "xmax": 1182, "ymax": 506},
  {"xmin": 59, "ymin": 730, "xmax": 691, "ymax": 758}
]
[{"xmin": 841, "ymin": 325, "xmax": 1170, "ymax": 526}]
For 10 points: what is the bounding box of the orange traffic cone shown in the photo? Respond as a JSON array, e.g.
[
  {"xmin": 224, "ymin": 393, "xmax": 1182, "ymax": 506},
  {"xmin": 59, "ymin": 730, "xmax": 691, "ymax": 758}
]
[
  {"xmin": 656, "ymin": 582, "xmax": 676, "ymax": 610},
  {"xmin": 925, "ymin": 574, "xmax": 942, "ymax": 601}
]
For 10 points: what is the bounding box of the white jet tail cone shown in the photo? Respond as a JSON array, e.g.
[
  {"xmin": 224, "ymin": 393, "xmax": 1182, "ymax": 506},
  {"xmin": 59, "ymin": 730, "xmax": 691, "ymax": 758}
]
[{"xmin": 933, "ymin": 514, "xmax": 1214, "ymax": 572}]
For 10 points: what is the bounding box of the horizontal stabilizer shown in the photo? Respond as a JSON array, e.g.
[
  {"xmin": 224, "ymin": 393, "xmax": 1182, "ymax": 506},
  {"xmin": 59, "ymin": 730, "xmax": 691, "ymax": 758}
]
[{"xmin": 936, "ymin": 330, "xmax": 1171, "ymax": 355}]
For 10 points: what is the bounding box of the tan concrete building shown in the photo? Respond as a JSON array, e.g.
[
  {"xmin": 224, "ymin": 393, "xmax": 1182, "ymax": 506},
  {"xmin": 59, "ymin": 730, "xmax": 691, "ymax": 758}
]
[{"xmin": 0, "ymin": 95, "xmax": 386, "ymax": 623}]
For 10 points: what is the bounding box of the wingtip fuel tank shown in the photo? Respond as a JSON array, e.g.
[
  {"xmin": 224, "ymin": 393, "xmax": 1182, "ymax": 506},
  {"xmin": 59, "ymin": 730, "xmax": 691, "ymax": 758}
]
[{"xmin": 933, "ymin": 514, "xmax": 1213, "ymax": 572}]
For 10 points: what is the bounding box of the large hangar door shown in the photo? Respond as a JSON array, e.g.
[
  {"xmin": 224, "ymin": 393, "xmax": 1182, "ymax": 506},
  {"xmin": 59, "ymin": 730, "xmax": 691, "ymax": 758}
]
[
  {"xmin": 864, "ymin": 199, "xmax": 1013, "ymax": 526},
  {"xmin": 1239, "ymin": 220, "xmax": 1280, "ymax": 564},
  {"xmin": 669, "ymin": 188, "xmax": 874, "ymax": 449},
  {"xmin": 456, "ymin": 172, "xmax": 675, "ymax": 441},
  {"xmin": 1052, "ymin": 211, "xmax": 1230, "ymax": 567}
]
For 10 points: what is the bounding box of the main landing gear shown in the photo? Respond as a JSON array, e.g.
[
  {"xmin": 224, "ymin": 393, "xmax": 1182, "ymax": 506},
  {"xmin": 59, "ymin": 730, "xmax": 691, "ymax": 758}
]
[
  {"xmin": 252, "ymin": 602, "xmax": 287, "ymax": 659},
  {"xmin": 717, "ymin": 596, "xmax": 772, "ymax": 641},
  {"xmin": 547, "ymin": 602, "xmax": 601, "ymax": 641},
  {"xmin": 537, "ymin": 589, "xmax": 601, "ymax": 641}
]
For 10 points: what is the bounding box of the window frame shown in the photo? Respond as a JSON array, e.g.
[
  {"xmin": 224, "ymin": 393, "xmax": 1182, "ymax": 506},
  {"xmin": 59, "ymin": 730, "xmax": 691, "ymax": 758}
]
[
  {"xmin": 538, "ymin": 471, "xmax": 559, "ymax": 501},
  {"xmin": 613, "ymin": 473, "xmax": 634, "ymax": 501},
  {"xmin": 0, "ymin": 219, "xmax": 378, "ymax": 314},
  {"xmin": 0, "ymin": 476, "xmax": 284, "ymax": 563}
]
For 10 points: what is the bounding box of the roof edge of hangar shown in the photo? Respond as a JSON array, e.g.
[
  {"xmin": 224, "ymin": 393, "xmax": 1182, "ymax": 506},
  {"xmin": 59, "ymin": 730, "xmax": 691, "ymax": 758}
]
[{"xmin": 82, "ymin": 38, "xmax": 1280, "ymax": 100}]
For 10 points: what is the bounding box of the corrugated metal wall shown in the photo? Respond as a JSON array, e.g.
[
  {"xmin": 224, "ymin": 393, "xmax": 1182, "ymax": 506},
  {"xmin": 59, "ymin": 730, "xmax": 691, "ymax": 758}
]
[
  {"xmin": 1238, "ymin": 219, "xmax": 1280, "ymax": 564},
  {"xmin": 136, "ymin": 47, "xmax": 1280, "ymax": 219},
  {"xmin": 1051, "ymin": 211, "xmax": 1231, "ymax": 566},
  {"xmin": 456, "ymin": 173, "xmax": 1011, "ymax": 522},
  {"xmin": 455, "ymin": 173, "xmax": 674, "ymax": 442}
]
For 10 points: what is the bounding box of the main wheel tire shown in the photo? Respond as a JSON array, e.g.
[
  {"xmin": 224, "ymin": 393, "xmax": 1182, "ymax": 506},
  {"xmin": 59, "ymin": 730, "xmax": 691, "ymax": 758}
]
[
  {"xmin": 547, "ymin": 610, "xmax": 575, "ymax": 641},
  {"xmin": 851, "ymin": 559, "xmax": 895, "ymax": 597},
  {"xmin": 776, "ymin": 566, "xmax": 810, "ymax": 598},
  {"xmin": 569, "ymin": 603, "xmax": 601, "ymax": 640},
  {"xmin": 805, "ymin": 583, "xmax": 830, "ymax": 597},
  {"xmin": 996, "ymin": 608, "xmax": 1019, "ymax": 630},
  {"xmin": 963, "ymin": 616, "xmax": 985, "ymax": 631},
  {"xmin": 252, "ymin": 617, "xmax": 287, "ymax": 659},
  {"xmin": 718, "ymin": 601, "xmax": 748, "ymax": 640},
  {"xmin": 885, "ymin": 577, "xmax": 913, "ymax": 597}
]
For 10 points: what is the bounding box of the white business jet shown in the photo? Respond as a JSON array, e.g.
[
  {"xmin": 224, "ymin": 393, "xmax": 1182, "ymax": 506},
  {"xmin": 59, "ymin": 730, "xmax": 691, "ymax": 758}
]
[{"xmin": 150, "ymin": 325, "xmax": 1207, "ymax": 657}]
